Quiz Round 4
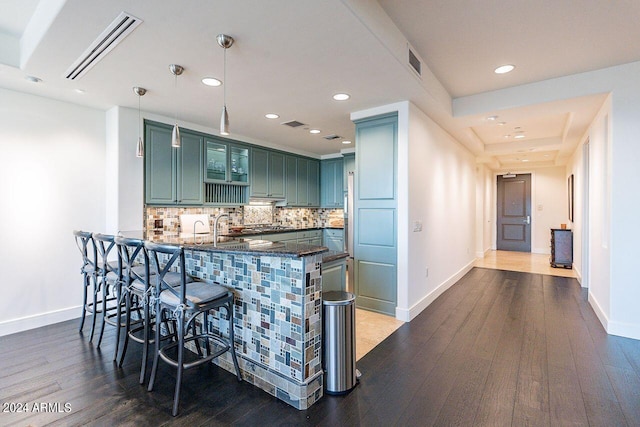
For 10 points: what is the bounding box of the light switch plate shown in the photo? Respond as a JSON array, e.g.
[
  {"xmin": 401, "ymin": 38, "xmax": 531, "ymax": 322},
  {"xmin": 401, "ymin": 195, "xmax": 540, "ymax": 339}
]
[{"xmin": 413, "ymin": 220, "xmax": 423, "ymax": 232}]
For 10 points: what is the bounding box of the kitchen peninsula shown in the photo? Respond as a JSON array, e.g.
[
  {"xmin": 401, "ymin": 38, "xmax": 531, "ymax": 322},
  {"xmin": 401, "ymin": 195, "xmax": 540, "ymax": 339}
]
[{"xmin": 142, "ymin": 232, "xmax": 333, "ymax": 409}]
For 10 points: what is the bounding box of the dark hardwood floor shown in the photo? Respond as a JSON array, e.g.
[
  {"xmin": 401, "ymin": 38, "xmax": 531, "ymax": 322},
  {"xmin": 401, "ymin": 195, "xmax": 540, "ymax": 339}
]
[{"xmin": 2, "ymin": 268, "xmax": 640, "ymax": 426}]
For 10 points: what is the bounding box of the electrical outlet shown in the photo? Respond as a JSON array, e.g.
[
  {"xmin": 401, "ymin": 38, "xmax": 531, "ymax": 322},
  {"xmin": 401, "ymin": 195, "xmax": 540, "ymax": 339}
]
[
  {"xmin": 154, "ymin": 219, "xmax": 163, "ymax": 229},
  {"xmin": 425, "ymin": 267, "xmax": 429, "ymax": 277}
]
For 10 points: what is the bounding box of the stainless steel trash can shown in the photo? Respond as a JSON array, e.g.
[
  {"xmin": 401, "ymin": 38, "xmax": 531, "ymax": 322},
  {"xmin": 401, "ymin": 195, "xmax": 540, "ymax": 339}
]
[{"xmin": 323, "ymin": 291, "xmax": 357, "ymax": 394}]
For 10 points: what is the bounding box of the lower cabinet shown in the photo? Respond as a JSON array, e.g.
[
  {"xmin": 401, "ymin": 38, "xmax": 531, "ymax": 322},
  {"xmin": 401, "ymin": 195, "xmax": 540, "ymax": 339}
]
[
  {"xmin": 323, "ymin": 228, "xmax": 344, "ymax": 252},
  {"xmin": 322, "ymin": 257, "xmax": 347, "ymax": 292},
  {"xmin": 255, "ymin": 229, "xmax": 322, "ymax": 245}
]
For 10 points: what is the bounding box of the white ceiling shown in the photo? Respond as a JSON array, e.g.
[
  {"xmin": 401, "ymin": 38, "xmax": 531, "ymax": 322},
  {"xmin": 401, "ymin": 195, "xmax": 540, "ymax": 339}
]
[{"xmin": 0, "ymin": 0, "xmax": 637, "ymax": 166}]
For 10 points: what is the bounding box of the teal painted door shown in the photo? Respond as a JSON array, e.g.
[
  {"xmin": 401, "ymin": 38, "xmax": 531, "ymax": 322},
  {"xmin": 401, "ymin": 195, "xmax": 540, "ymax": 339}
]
[{"xmin": 353, "ymin": 113, "xmax": 397, "ymax": 315}]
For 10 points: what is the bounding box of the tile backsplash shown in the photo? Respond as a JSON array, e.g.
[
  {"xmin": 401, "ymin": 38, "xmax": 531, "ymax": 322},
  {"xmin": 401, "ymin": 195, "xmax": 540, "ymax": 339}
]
[{"xmin": 144, "ymin": 205, "xmax": 344, "ymax": 233}]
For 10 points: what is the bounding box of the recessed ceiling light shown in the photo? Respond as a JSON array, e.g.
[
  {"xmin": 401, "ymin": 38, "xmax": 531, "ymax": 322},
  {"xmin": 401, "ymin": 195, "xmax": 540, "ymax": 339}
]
[
  {"xmin": 494, "ymin": 64, "xmax": 515, "ymax": 74},
  {"xmin": 202, "ymin": 77, "xmax": 222, "ymax": 87},
  {"xmin": 487, "ymin": 115, "xmax": 498, "ymax": 121},
  {"xmin": 309, "ymin": 129, "xmax": 321, "ymax": 134},
  {"xmin": 333, "ymin": 93, "xmax": 350, "ymax": 101},
  {"xmin": 498, "ymin": 121, "xmax": 506, "ymax": 126},
  {"xmin": 25, "ymin": 75, "xmax": 41, "ymax": 83},
  {"xmin": 521, "ymin": 159, "xmax": 529, "ymax": 162},
  {"xmin": 74, "ymin": 88, "xmax": 85, "ymax": 94},
  {"xmin": 504, "ymin": 134, "xmax": 511, "ymax": 138},
  {"xmin": 342, "ymin": 140, "xmax": 352, "ymax": 145},
  {"xmin": 514, "ymin": 134, "xmax": 525, "ymax": 139},
  {"xmin": 265, "ymin": 113, "xmax": 279, "ymax": 119}
]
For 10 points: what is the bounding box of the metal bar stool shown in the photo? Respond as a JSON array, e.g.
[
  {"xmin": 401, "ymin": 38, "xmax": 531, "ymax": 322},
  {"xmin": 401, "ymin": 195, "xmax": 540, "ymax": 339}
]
[
  {"xmin": 114, "ymin": 236, "xmax": 185, "ymax": 385},
  {"xmin": 93, "ymin": 233, "xmax": 125, "ymax": 352},
  {"xmin": 145, "ymin": 241, "xmax": 242, "ymax": 416},
  {"xmin": 73, "ymin": 230, "xmax": 100, "ymax": 341}
]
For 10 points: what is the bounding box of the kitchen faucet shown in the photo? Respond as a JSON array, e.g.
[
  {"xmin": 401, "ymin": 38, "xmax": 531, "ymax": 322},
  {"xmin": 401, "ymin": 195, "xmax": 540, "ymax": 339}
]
[
  {"xmin": 213, "ymin": 213, "xmax": 229, "ymax": 244},
  {"xmin": 193, "ymin": 220, "xmax": 205, "ymax": 245}
]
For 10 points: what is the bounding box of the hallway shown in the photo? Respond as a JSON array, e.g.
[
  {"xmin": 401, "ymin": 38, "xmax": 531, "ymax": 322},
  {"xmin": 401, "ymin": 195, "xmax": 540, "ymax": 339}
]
[{"xmin": 475, "ymin": 250, "xmax": 577, "ymax": 279}]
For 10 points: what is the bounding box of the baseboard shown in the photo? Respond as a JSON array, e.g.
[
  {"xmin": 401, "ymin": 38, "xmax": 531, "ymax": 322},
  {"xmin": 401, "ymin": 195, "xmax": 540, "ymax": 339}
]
[
  {"xmin": 608, "ymin": 320, "xmax": 640, "ymax": 340},
  {"xmin": 0, "ymin": 306, "xmax": 80, "ymax": 337},
  {"xmin": 396, "ymin": 260, "xmax": 475, "ymax": 322},
  {"xmin": 588, "ymin": 291, "xmax": 609, "ymax": 333}
]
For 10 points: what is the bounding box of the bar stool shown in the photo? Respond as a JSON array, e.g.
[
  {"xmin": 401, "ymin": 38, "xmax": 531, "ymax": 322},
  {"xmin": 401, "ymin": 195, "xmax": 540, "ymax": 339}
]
[
  {"xmin": 145, "ymin": 241, "xmax": 242, "ymax": 416},
  {"xmin": 114, "ymin": 236, "xmax": 186, "ymax": 385},
  {"xmin": 93, "ymin": 233, "xmax": 124, "ymax": 352},
  {"xmin": 73, "ymin": 230, "xmax": 100, "ymax": 341}
]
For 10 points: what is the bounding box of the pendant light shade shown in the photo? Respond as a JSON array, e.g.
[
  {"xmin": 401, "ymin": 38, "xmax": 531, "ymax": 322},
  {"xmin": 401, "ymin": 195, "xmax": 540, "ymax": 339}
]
[
  {"xmin": 169, "ymin": 64, "xmax": 184, "ymax": 148},
  {"xmin": 220, "ymin": 105, "xmax": 229, "ymax": 135},
  {"xmin": 171, "ymin": 123, "xmax": 181, "ymax": 148},
  {"xmin": 133, "ymin": 86, "xmax": 146, "ymax": 158},
  {"xmin": 217, "ymin": 34, "xmax": 234, "ymax": 136}
]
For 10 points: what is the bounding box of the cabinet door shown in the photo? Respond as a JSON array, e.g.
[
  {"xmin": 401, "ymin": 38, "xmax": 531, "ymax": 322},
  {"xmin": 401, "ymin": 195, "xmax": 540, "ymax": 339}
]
[
  {"xmin": 296, "ymin": 158, "xmax": 309, "ymax": 206},
  {"xmin": 205, "ymin": 139, "xmax": 228, "ymax": 183},
  {"xmin": 307, "ymin": 159, "xmax": 320, "ymax": 207},
  {"xmin": 177, "ymin": 131, "xmax": 203, "ymax": 204},
  {"xmin": 250, "ymin": 148, "xmax": 269, "ymax": 197},
  {"xmin": 230, "ymin": 144, "xmax": 249, "ymax": 184},
  {"xmin": 321, "ymin": 158, "xmax": 344, "ymax": 207},
  {"xmin": 285, "ymin": 155, "xmax": 298, "ymax": 205},
  {"xmin": 269, "ymin": 152, "xmax": 286, "ymax": 198},
  {"xmin": 145, "ymin": 122, "xmax": 176, "ymax": 204}
]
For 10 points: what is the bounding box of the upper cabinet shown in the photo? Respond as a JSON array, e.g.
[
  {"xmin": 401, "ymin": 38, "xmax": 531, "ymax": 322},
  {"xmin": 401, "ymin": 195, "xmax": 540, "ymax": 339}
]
[
  {"xmin": 205, "ymin": 138, "xmax": 249, "ymax": 185},
  {"xmin": 293, "ymin": 157, "xmax": 319, "ymax": 207},
  {"xmin": 250, "ymin": 148, "xmax": 285, "ymax": 198},
  {"xmin": 145, "ymin": 121, "xmax": 203, "ymax": 205},
  {"xmin": 321, "ymin": 158, "xmax": 344, "ymax": 208}
]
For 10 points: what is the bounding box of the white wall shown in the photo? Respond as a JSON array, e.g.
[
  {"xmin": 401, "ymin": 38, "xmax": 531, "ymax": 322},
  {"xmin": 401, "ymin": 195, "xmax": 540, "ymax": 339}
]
[
  {"xmin": 403, "ymin": 103, "xmax": 476, "ymax": 320},
  {"xmin": 0, "ymin": 88, "xmax": 106, "ymax": 335}
]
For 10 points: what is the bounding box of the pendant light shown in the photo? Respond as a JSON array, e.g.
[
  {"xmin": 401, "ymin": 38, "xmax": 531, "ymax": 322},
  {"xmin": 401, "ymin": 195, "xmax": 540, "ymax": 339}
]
[
  {"xmin": 133, "ymin": 86, "xmax": 146, "ymax": 158},
  {"xmin": 217, "ymin": 34, "xmax": 234, "ymax": 136},
  {"xmin": 169, "ymin": 64, "xmax": 184, "ymax": 147}
]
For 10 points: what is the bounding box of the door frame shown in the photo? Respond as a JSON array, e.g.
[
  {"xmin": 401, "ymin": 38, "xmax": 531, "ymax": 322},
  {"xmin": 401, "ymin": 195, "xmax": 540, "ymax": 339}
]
[{"xmin": 492, "ymin": 170, "xmax": 536, "ymax": 251}]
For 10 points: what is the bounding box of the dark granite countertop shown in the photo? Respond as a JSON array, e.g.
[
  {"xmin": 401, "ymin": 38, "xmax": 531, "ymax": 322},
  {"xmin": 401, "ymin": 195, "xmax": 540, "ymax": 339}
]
[
  {"xmin": 322, "ymin": 250, "xmax": 349, "ymax": 263},
  {"xmin": 221, "ymin": 226, "xmax": 343, "ymax": 238},
  {"xmin": 140, "ymin": 232, "xmax": 328, "ymax": 258}
]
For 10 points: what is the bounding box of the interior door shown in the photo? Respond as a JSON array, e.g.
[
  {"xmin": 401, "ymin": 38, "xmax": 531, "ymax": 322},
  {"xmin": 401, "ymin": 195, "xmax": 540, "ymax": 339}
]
[{"xmin": 497, "ymin": 173, "xmax": 532, "ymax": 252}]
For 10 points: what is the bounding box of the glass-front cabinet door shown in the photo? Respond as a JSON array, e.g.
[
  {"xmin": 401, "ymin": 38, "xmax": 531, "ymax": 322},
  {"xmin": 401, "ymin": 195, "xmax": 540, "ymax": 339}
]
[
  {"xmin": 230, "ymin": 145, "xmax": 249, "ymax": 184},
  {"xmin": 206, "ymin": 140, "xmax": 227, "ymax": 182},
  {"xmin": 205, "ymin": 139, "xmax": 250, "ymax": 184}
]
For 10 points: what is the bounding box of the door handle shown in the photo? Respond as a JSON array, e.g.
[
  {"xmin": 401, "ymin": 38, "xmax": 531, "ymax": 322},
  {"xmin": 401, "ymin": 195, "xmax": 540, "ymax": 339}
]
[{"xmin": 524, "ymin": 216, "xmax": 530, "ymax": 224}]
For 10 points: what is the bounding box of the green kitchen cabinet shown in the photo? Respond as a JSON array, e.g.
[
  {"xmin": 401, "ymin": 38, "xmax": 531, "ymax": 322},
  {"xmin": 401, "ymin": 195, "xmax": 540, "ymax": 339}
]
[
  {"xmin": 145, "ymin": 121, "xmax": 203, "ymax": 205},
  {"xmin": 323, "ymin": 228, "xmax": 344, "ymax": 252},
  {"xmin": 250, "ymin": 148, "xmax": 285, "ymax": 198},
  {"xmin": 321, "ymin": 158, "xmax": 344, "ymax": 208},
  {"xmin": 285, "ymin": 155, "xmax": 298, "ymax": 205},
  {"xmin": 205, "ymin": 138, "xmax": 249, "ymax": 185},
  {"xmin": 293, "ymin": 157, "xmax": 320, "ymax": 207}
]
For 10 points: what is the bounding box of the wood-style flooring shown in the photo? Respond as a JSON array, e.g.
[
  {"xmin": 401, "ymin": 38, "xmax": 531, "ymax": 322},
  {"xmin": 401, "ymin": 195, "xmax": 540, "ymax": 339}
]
[{"xmin": 2, "ymin": 268, "xmax": 640, "ymax": 426}]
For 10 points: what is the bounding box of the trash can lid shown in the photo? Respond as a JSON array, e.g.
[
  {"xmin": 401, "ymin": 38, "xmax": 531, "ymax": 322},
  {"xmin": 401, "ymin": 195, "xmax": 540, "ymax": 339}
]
[{"xmin": 323, "ymin": 291, "xmax": 355, "ymax": 305}]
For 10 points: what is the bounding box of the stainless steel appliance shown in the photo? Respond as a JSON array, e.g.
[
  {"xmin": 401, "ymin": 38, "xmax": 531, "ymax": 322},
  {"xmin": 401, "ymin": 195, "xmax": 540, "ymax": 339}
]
[{"xmin": 344, "ymin": 172, "xmax": 355, "ymax": 293}]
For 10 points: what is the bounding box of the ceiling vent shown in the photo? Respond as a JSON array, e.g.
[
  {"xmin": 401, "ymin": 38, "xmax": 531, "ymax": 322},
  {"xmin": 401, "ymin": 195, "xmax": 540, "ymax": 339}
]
[
  {"xmin": 323, "ymin": 134, "xmax": 341, "ymax": 140},
  {"xmin": 64, "ymin": 12, "xmax": 142, "ymax": 80},
  {"xmin": 408, "ymin": 46, "xmax": 422, "ymax": 77},
  {"xmin": 281, "ymin": 120, "xmax": 306, "ymax": 128}
]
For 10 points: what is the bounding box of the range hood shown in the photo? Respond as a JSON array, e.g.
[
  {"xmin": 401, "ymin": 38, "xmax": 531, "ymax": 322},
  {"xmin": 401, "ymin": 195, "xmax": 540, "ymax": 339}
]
[{"xmin": 249, "ymin": 197, "xmax": 287, "ymax": 206}]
